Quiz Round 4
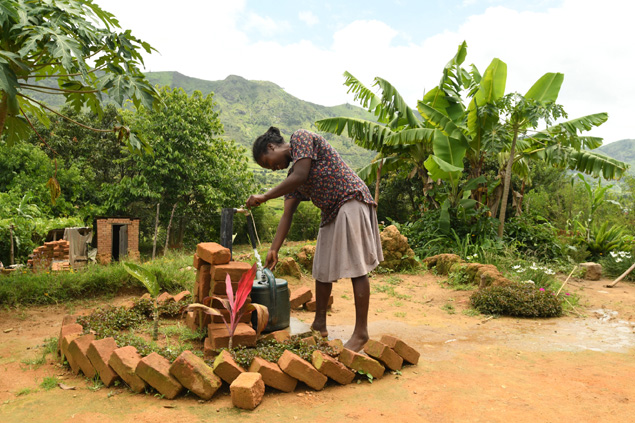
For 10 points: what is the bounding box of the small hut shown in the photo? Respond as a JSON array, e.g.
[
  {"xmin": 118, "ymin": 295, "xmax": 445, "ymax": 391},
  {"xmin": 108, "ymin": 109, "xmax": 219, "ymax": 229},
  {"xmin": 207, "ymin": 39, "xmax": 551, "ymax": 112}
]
[{"xmin": 94, "ymin": 217, "xmax": 140, "ymax": 264}]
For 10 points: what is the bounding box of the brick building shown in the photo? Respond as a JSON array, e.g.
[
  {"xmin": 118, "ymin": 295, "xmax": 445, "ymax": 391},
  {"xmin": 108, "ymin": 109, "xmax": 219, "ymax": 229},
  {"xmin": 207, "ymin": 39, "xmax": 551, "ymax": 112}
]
[{"xmin": 94, "ymin": 217, "xmax": 140, "ymax": 264}]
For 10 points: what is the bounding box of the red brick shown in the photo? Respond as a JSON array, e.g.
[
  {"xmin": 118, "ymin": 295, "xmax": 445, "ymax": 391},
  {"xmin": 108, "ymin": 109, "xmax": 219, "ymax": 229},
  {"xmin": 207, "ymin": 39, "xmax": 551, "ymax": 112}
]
[
  {"xmin": 230, "ymin": 372, "xmax": 265, "ymax": 410},
  {"xmin": 304, "ymin": 294, "xmax": 333, "ymax": 312},
  {"xmin": 193, "ymin": 253, "xmax": 209, "ymax": 270},
  {"xmin": 261, "ymin": 329, "xmax": 290, "ymax": 343},
  {"xmin": 61, "ymin": 315, "xmax": 79, "ymax": 326},
  {"xmin": 211, "ymin": 280, "xmax": 238, "ymax": 295},
  {"xmin": 363, "ymin": 339, "xmax": 403, "ymax": 371},
  {"xmin": 185, "ymin": 311, "xmax": 198, "ymax": 332},
  {"xmin": 312, "ymin": 350, "xmax": 355, "ymax": 385},
  {"xmin": 278, "ymin": 350, "xmax": 327, "ymax": 390},
  {"xmin": 60, "ymin": 332, "xmax": 82, "ymax": 370},
  {"xmin": 211, "ymin": 295, "xmax": 251, "ymax": 310},
  {"xmin": 136, "ymin": 352, "xmax": 184, "ymax": 399},
  {"xmin": 169, "ymin": 350, "xmax": 222, "ymax": 400},
  {"xmin": 289, "ymin": 286, "xmax": 312, "ymax": 309},
  {"xmin": 157, "ymin": 292, "xmax": 174, "ymax": 304},
  {"xmin": 212, "ymin": 308, "xmax": 252, "ymax": 324},
  {"xmin": 67, "ymin": 334, "xmax": 97, "ymax": 378},
  {"xmin": 86, "ymin": 338, "xmax": 120, "ymax": 387},
  {"xmin": 197, "ymin": 242, "xmax": 231, "ymax": 266},
  {"xmin": 203, "ymin": 338, "xmax": 219, "ymax": 359},
  {"xmin": 58, "ymin": 323, "xmax": 82, "ymax": 357},
  {"xmin": 108, "ymin": 346, "xmax": 148, "ymax": 393},
  {"xmin": 338, "ymin": 348, "xmax": 385, "ymax": 379},
  {"xmin": 379, "ymin": 335, "xmax": 420, "ymax": 365},
  {"xmin": 196, "ymin": 264, "xmax": 211, "ymax": 303},
  {"xmin": 301, "ymin": 336, "xmax": 317, "ymax": 346},
  {"xmin": 326, "ymin": 339, "xmax": 344, "ymax": 356},
  {"xmin": 173, "ymin": 290, "xmax": 191, "ymax": 303},
  {"xmin": 210, "ymin": 261, "xmax": 253, "ymax": 282},
  {"xmin": 207, "ymin": 322, "xmax": 256, "ymax": 349},
  {"xmin": 248, "ymin": 357, "xmax": 297, "ymax": 392},
  {"xmin": 213, "ymin": 349, "xmax": 244, "ymax": 384}
]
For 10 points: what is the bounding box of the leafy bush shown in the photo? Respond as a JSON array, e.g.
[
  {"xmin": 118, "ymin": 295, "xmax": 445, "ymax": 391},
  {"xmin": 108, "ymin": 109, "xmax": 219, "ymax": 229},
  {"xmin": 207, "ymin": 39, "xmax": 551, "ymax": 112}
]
[
  {"xmin": 287, "ymin": 202, "xmax": 321, "ymax": 241},
  {"xmin": 504, "ymin": 214, "xmax": 564, "ymax": 260},
  {"xmin": 584, "ymin": 222, "xmax": 631, "ymax": 260},
  {"xmin": 470, "ymin": 284, "xmax": 563, "ymax": 317},
  {"xmin": 600, "ymin": 250, "xmax": 635, "ymax": 281}
]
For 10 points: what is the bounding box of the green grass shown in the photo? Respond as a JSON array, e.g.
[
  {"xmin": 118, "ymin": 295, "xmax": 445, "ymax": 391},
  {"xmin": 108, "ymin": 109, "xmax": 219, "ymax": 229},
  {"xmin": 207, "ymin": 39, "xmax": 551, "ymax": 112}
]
[
  {"xmin": 393, "ymin": 312, "xmax": 407, "ymax": 318},
  {"xmin": 15, "ymin": 387, "xmax": 36, "ymax": 396},
  {"xmin": 442, "ymin": 303, "xmax": 456, "ymax": 314},
  {"xmin": 0, "ymin": 250, "xmax": 195, "ymax": 306},
  {"xmin": 40, "ymin": 376, "xmax": 59, "ymax": 391}
]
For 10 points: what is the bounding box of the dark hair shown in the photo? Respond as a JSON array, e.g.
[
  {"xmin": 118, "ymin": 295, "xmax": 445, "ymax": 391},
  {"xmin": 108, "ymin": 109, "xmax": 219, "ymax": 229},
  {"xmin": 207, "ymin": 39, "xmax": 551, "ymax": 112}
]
[{"xmin": 252, "ymin": 126, "xmax": 284, "ymax": 162}]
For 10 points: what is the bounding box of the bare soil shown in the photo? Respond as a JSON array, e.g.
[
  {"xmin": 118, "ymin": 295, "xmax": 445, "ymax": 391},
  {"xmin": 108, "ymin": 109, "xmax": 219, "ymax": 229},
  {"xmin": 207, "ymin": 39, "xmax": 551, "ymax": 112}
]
[{"xmin": 1, "ymin": 270, "xmax": 634, "ymax": 422}]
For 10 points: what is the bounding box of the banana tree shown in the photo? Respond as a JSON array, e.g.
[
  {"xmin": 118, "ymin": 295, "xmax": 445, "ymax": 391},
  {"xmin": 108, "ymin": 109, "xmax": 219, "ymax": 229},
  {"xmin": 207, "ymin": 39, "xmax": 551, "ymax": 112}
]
[{"xmin": 122, "ymin": 262, "xmax": 160, "ymax": 340}]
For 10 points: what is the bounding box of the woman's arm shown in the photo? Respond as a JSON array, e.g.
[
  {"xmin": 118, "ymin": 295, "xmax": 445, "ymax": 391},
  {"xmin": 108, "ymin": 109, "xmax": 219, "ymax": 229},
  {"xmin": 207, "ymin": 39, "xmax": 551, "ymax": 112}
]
[
  {"xmin": 265, "ymin": 197, "xmax": 302, "ymax": 269},
  {"xmin": 246, "ymin": 158, "xmax": 311, "ymax": 208}
]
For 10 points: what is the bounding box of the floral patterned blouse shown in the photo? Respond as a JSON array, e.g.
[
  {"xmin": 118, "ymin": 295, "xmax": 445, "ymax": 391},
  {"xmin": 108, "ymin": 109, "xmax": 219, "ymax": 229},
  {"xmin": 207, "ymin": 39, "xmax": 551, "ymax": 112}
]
[{"xmin": 284, "ymin": 129, "xmax": 376, "ymax": 226}]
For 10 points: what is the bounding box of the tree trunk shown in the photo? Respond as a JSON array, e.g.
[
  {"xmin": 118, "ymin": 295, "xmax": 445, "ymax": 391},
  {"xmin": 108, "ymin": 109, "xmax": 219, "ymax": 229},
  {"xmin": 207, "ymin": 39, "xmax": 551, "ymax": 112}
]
[
  {"xmin": 0, "ymin": 93, "xmax": 8, "ymax": 140},
  {"xmin": 498, "ymin": 130, "xmax": 519, "ymax": 237},
  {"xmin": 9, "ymin": 224, "xmax": 15, "ymax": 266},
  {"xmin": 152, "ymin": 203, "xmax": 160, "ymax": 260},
  {"xmin": 517, "ymin": 180, "xmax": 526, "ymax": 215},
  {"xmin": 374, "ymin": 160, "xmax": 383, "ymax": 204},
  {"xmin": 152, "ymin": 300, "xmax": 159, "ymax": 341},
  {"xmin": 163, "ymin": 203, "xmax": 177, "ymax": 256}
]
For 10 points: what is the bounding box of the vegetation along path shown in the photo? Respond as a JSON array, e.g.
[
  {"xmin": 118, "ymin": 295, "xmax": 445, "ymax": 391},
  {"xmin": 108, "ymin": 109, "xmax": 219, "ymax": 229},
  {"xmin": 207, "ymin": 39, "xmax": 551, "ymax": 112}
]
[{"xmin": 1, "ymin": 270, "xmax": 633, "ymax": 423}]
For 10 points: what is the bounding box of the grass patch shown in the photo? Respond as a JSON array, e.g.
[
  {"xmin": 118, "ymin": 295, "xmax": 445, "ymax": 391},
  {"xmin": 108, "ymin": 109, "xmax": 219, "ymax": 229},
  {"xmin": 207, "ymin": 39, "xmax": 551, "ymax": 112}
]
[
  {"xmin": 393, "ymin": 312, "xmax": 407, "ymax": 318},
  {"xmin": 471, "ymin": 284, "xmax": 563, "ymax": 317},
  {"xmin": 40, "ymin": 376, "xmax": 59, "ymax": 391},
  {"xmin": 0, "ymin": 250, "xmax": 196, "ymax": 306},
  {"xmin": 441, "ymin": 303, "xmax": 456, "ymax": 314},
  {"xmin": 462, "ymin": 308, "xmax": 481, "ymax": 317},
  {"xmin": 15, "ymin": 387, "xmax": 35, "ymax": 396}
]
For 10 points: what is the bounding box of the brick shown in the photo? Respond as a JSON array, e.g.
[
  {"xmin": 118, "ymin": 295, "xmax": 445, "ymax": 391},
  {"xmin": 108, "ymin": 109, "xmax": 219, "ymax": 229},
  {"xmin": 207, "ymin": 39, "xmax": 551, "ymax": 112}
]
[
  {"xmin": 197, "ymin": 242, "xmax": 231, "ymax": 266},
  {"xmin": 140, "ymin": 293, "xmax": 151, "ymax": 300},
  {"xmin": 261, "ymin": 329, "xmax": 290, "ymax": 343},
  {"xmin": 210, "ymin": 261, "xmax": 253, "ymax": 282},
  {"xmin": 230, "ymin": 372, "xmax": 265, "ymax": 410},
  {"xmin": 278, "ymin": 350, "xmax": 327, "ymax": 390},
  {"xmin": 185, "ymin": 311, "xmax": 198, "ymax": 331},
  {"xmin": 213, "ymin": 349, "xmax": 244, "ymax": 384},
  {"xmin": 207, "ymin": 322, "xmax": 257, "ymax": 349},
  {"xmin": 248, "ymin": 357, "xmax": 297, "ymax": 392},
  {"xmin": 61, "ymin": 332, "xmax": 82, "ymax": 370},
  {"xmin": 212, "ymin": 308, "xmax": 252, "ymax": 324},
  {"xmin": 211, "ymin": 280, "xmax": 238, "ymax": 295},
  {"xmin": 61, "ymin": 315, "xmax": 79, "ymax": 326},
  {"xmin": 193, "ymin": 253, "xmax": 209, "ymax": 270},
  {"xmin": 58, "ymin": 323, "xmax": 82, "ymax": 357},
  {"xmin": 289, "ymin": 286, "xmax": 312, "ymax": 309},
  {"xmin": 312, "ymin": 350, "xmax": 355, "ymax": 385},
  {"xmin": 169, "ymin": 350, "xmax": 222, "ymax": 400},
  {"xmin": 173, "ymin": 290, "xmax": 191, "ymax": 303},
  {"xmin": 86, "ymin": 337, "xmax": 120, "ymax": 387},
  {"xmin": 196, "ymin": 264, "xmax": 211, "ymax": 303},
  {"xmin": 157, "ymin": 292, "xmax": 174, "ymax": 304},
  {"xmin": 304, "ymin": 294, "xmax": 333, "ymax": 312},
  {"xmin": 363, "ymin": 339, "xmax": 403, "ymax": 371},
  {"xmin": 380, "ymin": 335, "xmax": 420, "ymax": 365},
  {"xmin": 203, "ymin": 338, "xmax": 218, "ymax": 358},
  {"xmin": 67, "ymin": 334, "xmax": 97, "ymax": 378},
  {"xmin": 211, "ymin": 295, "xmax": 251, "ymax": 310},
  {"xmin": 338, "ymin": 348, "xmax": 385, "ymax": 379},
  {"xmin": 136, "ymin": 352, "xmax": 184, "ymax": 399},
  {"xmin": 326, "ymin": 339, "xmax": 344, "ymax": 356},
  {"xmin": 108, "ymin": 346, "xmax": 148, "ymax": 393},
  {"xmin": 301, "ymin": 336, "xmax": 317, "ymax": 346}
]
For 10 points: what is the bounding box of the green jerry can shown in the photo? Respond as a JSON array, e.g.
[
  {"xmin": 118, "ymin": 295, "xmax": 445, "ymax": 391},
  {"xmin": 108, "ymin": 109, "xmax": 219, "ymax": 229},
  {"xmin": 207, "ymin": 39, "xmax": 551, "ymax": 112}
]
[{"xmin": 251, "ymin": 268, "xmax": 290, "ymax": 332}]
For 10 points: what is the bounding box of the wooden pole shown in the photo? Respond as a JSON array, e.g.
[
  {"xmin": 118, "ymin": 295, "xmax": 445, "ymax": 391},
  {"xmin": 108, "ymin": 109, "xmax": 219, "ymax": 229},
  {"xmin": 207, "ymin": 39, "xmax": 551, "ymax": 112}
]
[
  {"xmin": 605, "ymin": 262, "xmax": 635, "ymax": 288},
  {"xmin": 152, "ymin": 203, "xmax": 160, "ymax": 260},
  {"xmin": 163, "ymin": 203, "xmax": 177, "ymax": 256},
  {"xmin": 9, "ymin": 224, "xmax": 14, "ymax": 266}
]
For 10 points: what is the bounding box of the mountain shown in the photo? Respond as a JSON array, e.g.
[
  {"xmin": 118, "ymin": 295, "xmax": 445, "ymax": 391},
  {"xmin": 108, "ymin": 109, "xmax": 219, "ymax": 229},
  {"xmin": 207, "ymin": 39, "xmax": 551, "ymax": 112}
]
[
  {"xmin": 144, "ymin": 72, "xmax": 376, "ymax": 169},
  {"xmin": 596, "ymin": 139, "xmax": 635, "ymax": 170}
]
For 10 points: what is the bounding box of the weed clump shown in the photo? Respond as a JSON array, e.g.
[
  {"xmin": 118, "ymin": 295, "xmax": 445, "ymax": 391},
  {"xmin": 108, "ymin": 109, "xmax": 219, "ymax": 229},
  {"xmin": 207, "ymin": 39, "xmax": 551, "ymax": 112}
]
[
  {"xmin": 226, "ymin": 336, "xmax": 337, "ymax": 369},
  {"xmin": 470, "ymin": 284, "xmax": 563, "ymax": 318}
]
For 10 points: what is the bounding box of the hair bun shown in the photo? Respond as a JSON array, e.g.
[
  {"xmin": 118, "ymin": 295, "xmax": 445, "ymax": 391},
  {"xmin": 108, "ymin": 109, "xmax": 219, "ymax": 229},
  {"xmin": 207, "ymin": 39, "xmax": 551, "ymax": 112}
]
[{"xmin": 267, "ymin": 126, "xmax": 281, "ymax": 136}]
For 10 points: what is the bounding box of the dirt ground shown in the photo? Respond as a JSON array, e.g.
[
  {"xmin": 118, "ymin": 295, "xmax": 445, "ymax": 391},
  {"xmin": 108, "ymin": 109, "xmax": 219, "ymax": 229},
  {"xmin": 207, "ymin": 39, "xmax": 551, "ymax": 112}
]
[{"xmin": 1, "ymin": 269, "xmax": 634, "ymax": 423}]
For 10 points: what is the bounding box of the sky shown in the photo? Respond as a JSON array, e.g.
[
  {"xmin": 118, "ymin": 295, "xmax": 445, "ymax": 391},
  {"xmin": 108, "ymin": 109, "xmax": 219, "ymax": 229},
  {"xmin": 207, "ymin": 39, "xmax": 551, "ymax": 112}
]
[{"xmin": 96, "ymin": 0, "xmax": 635, "ymax": 144}]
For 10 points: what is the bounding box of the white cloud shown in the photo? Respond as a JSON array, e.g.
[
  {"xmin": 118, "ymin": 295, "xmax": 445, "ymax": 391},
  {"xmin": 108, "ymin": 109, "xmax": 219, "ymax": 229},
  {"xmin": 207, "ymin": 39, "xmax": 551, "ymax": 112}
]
[
  {"xmin": 298, "ymin": 10, "xmax": 319, "ymax": 26},
  {"xmin": 95, "ymin": 0, "xmax": 634, "ymax": 143},
  {"xmin": 243, "ymin": 12, "xmax": 290, "ymax": 37}
]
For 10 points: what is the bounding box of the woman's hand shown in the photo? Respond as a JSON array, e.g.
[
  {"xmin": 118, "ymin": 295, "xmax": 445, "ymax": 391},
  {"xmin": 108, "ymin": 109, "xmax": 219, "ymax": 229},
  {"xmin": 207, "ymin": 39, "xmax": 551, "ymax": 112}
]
[
  {"xmin": 246, "ymin": 194, "xmax": 267, "ymax": 209},
  {"xmin": 264, "ymin": 249, "xmax": 278, "ymax": 270}
]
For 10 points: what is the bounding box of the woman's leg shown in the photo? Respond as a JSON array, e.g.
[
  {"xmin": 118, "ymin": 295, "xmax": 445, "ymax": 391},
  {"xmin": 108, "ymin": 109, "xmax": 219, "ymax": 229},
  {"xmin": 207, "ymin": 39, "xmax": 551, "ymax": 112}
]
[
  {"xmin": 344, "ymin": 274, "xmax": 370, "ymax": 352},
  {"xmin": 311, "ymin": 280, "xmax": 332, "ymax": 338}
]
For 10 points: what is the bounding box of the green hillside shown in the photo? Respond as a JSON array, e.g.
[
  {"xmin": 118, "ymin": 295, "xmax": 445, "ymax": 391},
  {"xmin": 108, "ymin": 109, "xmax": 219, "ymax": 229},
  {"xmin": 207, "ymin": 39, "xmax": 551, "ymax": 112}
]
[
  {"xmin": 596, "ymin": 139, "xmax": 635, "ymax": 169},
  {"xmin": 145, "ymin": 72, "xmax": 375, "ymax": 170}
]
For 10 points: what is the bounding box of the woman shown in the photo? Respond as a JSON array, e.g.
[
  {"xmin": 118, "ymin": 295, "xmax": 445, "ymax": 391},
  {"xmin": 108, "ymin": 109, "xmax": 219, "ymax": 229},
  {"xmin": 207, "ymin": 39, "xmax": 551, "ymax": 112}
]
[{"xmin": 245, "ymin": 127, "xmax": 383, "ymax": 352}]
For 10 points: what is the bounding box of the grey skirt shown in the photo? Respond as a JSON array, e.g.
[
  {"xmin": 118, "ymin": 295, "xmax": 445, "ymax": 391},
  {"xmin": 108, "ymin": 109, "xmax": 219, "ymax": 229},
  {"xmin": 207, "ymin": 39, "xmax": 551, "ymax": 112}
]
[{"xmin": 312, "ymin": 199, "xmax": 384, "ymax": 282}]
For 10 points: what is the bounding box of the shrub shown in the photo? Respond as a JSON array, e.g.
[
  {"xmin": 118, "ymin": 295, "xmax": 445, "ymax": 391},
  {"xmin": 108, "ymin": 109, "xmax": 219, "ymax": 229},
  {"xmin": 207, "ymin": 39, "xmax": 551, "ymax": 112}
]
[
  {"xmin": 470, "ymin": 284, "xmax": 563, "ymax": 317},
  {"xmin": 583, "ymin": 222, "xmax": 631, "ymax": 260},
  {"xmin": 600, "ymin": 250, "xmax": 635, "ymax": 281},
  {"xmin": 287, "ymin": 202, "xmax": 321, "ymax": 241},
  {"xmin": 504, "ymin": 214, "xmax": 564, "ymax": 261}
]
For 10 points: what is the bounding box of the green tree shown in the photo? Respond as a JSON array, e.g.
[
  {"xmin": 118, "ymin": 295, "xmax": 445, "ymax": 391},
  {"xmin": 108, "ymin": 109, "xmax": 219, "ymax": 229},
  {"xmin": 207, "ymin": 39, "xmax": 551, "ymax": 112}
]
[
  {"xmin": 0, "ymin": 0, "xmax": 159, "ymax": 152},
  {"xmin": 105, "ymin": 86, "xmax": 257, "ymax": 247}
]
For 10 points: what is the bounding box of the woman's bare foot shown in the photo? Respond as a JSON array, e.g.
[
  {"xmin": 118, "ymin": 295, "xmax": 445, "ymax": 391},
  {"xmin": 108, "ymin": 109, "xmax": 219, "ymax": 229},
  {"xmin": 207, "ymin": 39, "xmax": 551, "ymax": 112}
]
[
  {"xmin": 310, "ymin": 321, "xmax": 328, "ymax": 338},
  {"xmin": 343, "ymin": 331, "xmax": 369, "ymax": 352}
]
